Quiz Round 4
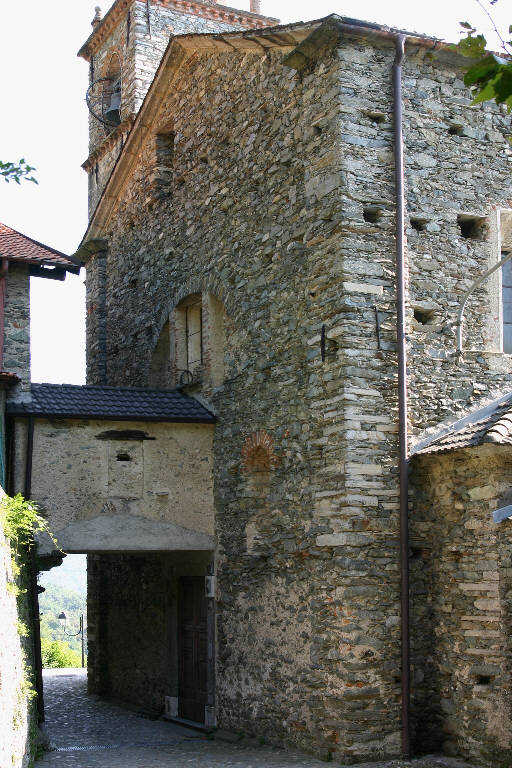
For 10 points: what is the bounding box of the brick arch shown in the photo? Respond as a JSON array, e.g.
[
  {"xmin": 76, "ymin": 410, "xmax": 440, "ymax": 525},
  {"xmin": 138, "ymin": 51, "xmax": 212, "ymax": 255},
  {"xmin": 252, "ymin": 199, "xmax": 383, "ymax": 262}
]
[
  {"xmin": 170, "ymin": 276, "xmax": 239, "ymax": 324},
  {"xmin": 242, "ymin": 431, "xmax": 281, "ymax": 473},
  {"xmin": 101, "ymin": 49, "xmax": 123, "ymax": 80}
]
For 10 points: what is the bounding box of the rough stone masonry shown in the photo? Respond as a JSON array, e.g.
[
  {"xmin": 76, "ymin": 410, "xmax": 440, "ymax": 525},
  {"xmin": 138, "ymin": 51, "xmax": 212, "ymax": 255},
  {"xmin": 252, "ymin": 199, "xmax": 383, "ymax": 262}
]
[{"xmin": 75, "ymin": 3, "xmax": 512, "ymax": 765}]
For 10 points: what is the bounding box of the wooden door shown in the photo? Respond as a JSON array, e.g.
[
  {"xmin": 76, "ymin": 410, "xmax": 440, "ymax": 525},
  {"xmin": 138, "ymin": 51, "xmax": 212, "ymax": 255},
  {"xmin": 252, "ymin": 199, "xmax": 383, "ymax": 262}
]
[{"xmin": 179, "ymin": 576, "xmax": 208, "ymax": 723}]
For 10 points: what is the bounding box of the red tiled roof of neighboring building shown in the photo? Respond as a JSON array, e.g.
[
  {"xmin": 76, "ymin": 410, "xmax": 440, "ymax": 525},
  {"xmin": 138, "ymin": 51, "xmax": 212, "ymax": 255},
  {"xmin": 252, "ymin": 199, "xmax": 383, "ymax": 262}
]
[{"xmin": 0, "ymin": 223, "xmax": 80, "ymax": 273}]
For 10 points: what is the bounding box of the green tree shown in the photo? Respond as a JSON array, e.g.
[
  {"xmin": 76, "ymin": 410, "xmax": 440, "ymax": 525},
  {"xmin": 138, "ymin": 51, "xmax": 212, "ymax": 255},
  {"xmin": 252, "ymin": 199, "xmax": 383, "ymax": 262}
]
[
  {"xmin": 40, "ymin": 638, "xmax": 82, "ymax": 669},
  {"xmin": 456, "ymin": 1, "xmax": 512, "ymax": 110},
  {"xmin": 39, "ymin": 582, "xmax": 87, "ymax": 655},
  {"xmin": 0, "ymin": 158, "xmax": 37, "ymax": 184}
]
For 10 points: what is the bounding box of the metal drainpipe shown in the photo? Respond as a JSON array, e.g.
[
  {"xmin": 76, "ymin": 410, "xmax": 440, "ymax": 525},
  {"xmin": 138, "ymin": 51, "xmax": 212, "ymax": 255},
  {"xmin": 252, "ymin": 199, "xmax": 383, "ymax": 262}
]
[
  {"xmin": 24, "ymin": 415, "xmax": 45, "ymax": 722},
  {"xmin": 393, "ymin": 33, "xmax": 410, "ymax": 760},
  {"xmin": 0, "ymin": 258, "xmax": 9, "ymax": 370}
]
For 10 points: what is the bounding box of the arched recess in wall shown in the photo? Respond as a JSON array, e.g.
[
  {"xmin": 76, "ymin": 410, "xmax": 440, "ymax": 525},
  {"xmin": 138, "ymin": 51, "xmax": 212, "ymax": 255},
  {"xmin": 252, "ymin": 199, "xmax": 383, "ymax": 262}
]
[
  {"xmin": 171, "ymin": 292, "xmax": 227, "ymax": 390},
  {"xmin": 149, "ymin": 320, "xmax": 170, "ymax": 389},
  {"xmin": 102, "ymin": 51, "xmax": 123, "ymax": 135}
]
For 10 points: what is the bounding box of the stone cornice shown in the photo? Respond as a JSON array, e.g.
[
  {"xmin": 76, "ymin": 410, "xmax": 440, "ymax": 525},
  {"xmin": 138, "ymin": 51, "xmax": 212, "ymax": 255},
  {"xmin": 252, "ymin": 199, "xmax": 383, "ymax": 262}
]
[
  {"xmin": 78, "ymin": 0, "xmax": 279, "ymax": 61},
  {"xmin": 82, "ymin": 115, "xmax": 137, "ymax": 172}
]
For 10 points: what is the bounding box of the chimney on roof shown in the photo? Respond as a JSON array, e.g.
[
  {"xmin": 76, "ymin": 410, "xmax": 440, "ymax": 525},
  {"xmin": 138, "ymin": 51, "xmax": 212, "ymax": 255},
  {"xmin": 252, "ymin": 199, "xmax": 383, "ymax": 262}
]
[
  {"xmin": 92, "ymin": 6, "xmax": 102, "ymax": 28},
  {"xmin": 249, "ymin": 0, "xmax": 261, "ymax": 13}
]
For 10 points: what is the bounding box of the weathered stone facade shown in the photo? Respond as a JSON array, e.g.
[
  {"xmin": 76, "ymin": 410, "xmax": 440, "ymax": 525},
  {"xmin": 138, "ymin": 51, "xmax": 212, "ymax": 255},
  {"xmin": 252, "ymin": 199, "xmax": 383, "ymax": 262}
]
[
  {"xmin": 87, "ymin": 551, "xmax": 211, "ymax": 713},
  {"xmin": 76, "ymin": 6, "xmax": 512, "ymax": 765},
  {"xmin": 411, "ymin": 445, "xmax": 512, "ymax": 764},
  {"xmin": 11, "ymin": 416, "xmax": 215, "ymax": 555},
  {"xmin": 80, "ymin": 0, "xmax": 277, "ymax": 214},
  {"xmin": 0, "ymin": 522, "xmax": 35, "ymax": 768},
  {"xmin": 4, "ymin": 265, "xmax": 31, "ymax": 397}
]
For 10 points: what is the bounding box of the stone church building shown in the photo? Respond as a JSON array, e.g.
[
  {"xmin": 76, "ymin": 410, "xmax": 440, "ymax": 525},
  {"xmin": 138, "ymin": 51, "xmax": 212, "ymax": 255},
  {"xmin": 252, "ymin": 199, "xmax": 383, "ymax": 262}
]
[{"xmin": 8, "ymin": 0, "xmax": 512, "ymax": 764}]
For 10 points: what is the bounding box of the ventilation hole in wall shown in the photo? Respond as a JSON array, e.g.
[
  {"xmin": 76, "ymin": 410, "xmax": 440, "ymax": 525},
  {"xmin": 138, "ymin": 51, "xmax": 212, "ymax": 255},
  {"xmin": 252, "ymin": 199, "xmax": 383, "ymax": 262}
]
[
  {"xmin": 449, "ymin": 123, "xmax": 464, "ymax": 136},
  {"xmin": 476, "ymin": 675, "xmax": 493, "ymax": 686},
  {"xmin": 393, "ymin": 675, "xmax": 401, "ymax": 684},
  {"xmin": 457, "ymin": 214, "xmax": 486, "ymax": 240},
  {"xmin": 413, "ymin": 307, "xmax": 435, "ymax": 325},
  {"xmin": 410, "ymin": 547, "xmax": 423, "ymax": 560},
  {"xmin": 117, "ymin": 453, "xmax": 131, "ymax": 462},
  {"xmin": 363, "ymin": 207, "xmax": 382, "ymax": 224},
  {"xmin": 410, "ymin": 218, "xmax": 428, "ymax": 232}
]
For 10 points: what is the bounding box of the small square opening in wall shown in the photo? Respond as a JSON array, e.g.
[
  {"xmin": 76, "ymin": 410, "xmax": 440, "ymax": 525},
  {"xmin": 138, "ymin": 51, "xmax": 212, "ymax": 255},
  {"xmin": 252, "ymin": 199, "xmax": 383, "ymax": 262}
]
[
  {"xmin": 413, "ymin": 307, "xmax": 435, "ymax": 325},
  {"xmin": 475, "ymin": 675, "xmax": 493, "ymax": 686},
  {"xmin": 410, "ymin": 218, "xmax": 428, "ymax": 233},
  {"xmin": 363, "ymin": 207, "xmax": 382, "ymax": 224},
  {"xmin": 457, "ymin": 214, "xmax": 486, "ymax": 241}
]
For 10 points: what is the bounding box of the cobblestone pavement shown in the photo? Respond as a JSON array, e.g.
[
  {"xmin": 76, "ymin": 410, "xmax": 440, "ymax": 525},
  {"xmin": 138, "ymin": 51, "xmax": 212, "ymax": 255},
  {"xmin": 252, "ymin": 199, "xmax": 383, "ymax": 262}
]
[{"xmin": 37, "ymin": 669, "xmax": 476, "ymax": 768}]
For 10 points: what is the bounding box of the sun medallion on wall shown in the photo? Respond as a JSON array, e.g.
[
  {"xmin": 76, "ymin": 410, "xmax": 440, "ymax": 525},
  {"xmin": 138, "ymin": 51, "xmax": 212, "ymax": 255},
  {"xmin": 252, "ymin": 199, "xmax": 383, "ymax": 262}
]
[{"xmin": 241, "ymin": 430, "xmax": 280, "ymax": 473}]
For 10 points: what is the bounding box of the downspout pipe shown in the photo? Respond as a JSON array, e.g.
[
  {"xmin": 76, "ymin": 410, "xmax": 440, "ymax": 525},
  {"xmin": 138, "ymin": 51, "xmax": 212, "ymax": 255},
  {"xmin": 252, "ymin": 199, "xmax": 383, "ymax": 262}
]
[{"xmin": 393, "ymin": 33, "xmax": 410, "ymax": 760}]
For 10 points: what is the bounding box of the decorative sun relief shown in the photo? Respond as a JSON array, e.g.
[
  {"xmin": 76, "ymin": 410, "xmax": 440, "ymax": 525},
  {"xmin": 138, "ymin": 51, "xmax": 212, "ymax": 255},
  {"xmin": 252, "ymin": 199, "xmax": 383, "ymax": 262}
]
[{"xmin": 241, "ymin": 430, "xmax": 280, "ymax": 473}]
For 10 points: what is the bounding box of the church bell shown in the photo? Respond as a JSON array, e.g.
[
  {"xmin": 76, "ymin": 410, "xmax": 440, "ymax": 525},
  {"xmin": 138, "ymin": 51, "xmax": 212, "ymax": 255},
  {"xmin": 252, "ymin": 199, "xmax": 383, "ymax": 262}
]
[{"xmin": 105, "ymin": 88, "xmax": 121, "ymax": 126}]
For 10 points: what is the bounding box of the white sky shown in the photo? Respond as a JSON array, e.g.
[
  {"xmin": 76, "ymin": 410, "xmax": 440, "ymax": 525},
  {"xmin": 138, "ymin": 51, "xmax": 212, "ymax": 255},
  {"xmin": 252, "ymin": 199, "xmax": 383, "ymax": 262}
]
[{"xmin": 0, "ymin": 0, "xmax": 508, "ymax": 385}]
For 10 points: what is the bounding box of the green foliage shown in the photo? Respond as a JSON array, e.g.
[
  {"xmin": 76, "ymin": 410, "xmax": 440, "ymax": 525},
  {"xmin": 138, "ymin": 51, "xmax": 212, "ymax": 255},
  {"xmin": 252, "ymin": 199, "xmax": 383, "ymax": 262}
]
[
  {"xmin": 0, "ymin": 158, "xmax": 37, "ymax": 185},
  {"xmin": 455, "ymin": 2, "xmax": 512, "ymax": 111},
  {"xmin": 0, "ymin": 494, "xmax": 55, "ymax": 593},
  {"xmin": 39, "ymin": 582, "xmax": 86, "ymax": 655},
  {"xmin": 40, "ymin": 638, "xmax": 82, "ymax": 669}
]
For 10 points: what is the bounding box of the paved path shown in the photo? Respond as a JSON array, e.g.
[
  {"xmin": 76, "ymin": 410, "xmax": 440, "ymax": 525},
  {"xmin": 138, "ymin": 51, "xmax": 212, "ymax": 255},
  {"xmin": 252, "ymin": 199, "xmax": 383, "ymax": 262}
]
[{"xmin": 37, "ymin": 669, "xmax": 474, "ymax": 768}]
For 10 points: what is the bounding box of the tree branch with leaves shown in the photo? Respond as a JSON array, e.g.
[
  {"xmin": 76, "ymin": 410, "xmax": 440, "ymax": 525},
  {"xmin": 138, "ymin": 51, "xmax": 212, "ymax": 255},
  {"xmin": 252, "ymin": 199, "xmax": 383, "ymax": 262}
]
[
  {"xmin": 0, "ymin": 159, "xmax": 37, "ymax": 185},
  {"xmin": 456, "ymin": 0, "xmax": 512, "ymax": 111}
]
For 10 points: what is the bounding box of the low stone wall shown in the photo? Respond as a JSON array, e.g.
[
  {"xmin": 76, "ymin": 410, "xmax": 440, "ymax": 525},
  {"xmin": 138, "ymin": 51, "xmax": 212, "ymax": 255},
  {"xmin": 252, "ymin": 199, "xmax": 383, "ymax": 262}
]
[
  {"xmin": 410, "ymin": 445, "xmax": 512, "ymax": 765},
  {"xmin": 0, "ymin": 523, "xmax": 36, "ymax": 768}
]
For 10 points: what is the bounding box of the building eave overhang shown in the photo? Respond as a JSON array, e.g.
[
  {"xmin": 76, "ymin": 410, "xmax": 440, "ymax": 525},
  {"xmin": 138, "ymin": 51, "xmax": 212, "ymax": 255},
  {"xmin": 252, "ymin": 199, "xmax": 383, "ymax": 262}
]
[
  {"xmin": 77, "ymin": 0, "xmax": 279, "ymax": 61},
  {"xmin": 73, "ymin": 13, "xmax": 471, "ymax": 262}
]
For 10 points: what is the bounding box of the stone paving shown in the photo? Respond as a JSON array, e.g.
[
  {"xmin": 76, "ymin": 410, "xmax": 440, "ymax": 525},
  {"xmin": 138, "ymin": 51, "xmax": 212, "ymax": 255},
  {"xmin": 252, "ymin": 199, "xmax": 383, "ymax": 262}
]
[{"xmin": 37, "ymin": 669, "xmax": 476, "ymax": 768}]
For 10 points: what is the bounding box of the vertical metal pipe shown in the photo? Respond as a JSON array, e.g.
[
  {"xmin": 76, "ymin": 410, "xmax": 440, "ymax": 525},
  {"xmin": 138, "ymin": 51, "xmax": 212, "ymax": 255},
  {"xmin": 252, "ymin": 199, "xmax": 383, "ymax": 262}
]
[{"xmin": 393, "ymin": 33, "xmax": 410, "ymax": 760}]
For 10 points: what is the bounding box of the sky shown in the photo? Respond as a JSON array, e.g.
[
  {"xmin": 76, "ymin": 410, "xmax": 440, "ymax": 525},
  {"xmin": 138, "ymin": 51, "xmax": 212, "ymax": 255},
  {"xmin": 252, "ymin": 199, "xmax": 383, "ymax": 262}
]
[{"xmin": 0, "ymin": 0, "xmax": 509, "ymax": 385}]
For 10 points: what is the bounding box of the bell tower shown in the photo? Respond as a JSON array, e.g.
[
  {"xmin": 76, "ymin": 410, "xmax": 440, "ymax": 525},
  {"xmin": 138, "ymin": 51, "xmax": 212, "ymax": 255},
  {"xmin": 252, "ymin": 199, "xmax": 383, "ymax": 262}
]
[{"xmin": 79, "ymin": 0, "xmax": 278, "ymax": 216}]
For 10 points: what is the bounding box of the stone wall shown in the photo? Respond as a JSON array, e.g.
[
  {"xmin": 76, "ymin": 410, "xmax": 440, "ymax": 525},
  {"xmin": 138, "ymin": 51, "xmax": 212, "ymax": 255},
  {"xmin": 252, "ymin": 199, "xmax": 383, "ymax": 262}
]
[
  {"xmin": 410, "ymin": 445, "xmax": 512, "ymax": 764},
  {"xmin": 84, "ymin": 0, "xmax": 259, "ymax": 215},
  {"xmin": 83, "ymin": 25, "xmax": 512, "ymax": 764},
  {"xmin": 10, "ymin": 417, "xmax": 215, "ymax": 555},
  {"xmin": 4, "ymin": 265, "xmax": 31, "ymax": 397},
  {"xmin": 0, "ymin": 520, "xmax": 36, "ymax": 768},
  {"xmin": 87, "ymin": 550, "xmax": 211, "ymax": 714}
]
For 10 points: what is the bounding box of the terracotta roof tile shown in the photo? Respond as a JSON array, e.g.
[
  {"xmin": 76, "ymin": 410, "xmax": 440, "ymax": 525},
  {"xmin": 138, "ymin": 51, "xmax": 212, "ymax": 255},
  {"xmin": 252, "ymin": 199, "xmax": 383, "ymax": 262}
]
[
  {"xmin": 0, "ymin": 223, "xmax": 80, "ymax": 273},
  {"xmin": 413, "ymin": 395, "xmax": 512, "ymax": 456}
]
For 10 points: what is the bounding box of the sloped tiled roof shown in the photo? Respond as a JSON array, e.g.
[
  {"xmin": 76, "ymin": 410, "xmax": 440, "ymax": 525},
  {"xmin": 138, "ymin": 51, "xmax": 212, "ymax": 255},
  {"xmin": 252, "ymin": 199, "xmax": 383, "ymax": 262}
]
[
  {"xmin": 0, "ymin": 223, "xmax": 80, "ymax": 273},
  {"xmin": 414, "ymin": 395, "xmax": 512, "ymax": 456},
  {"xmin": 6, "ymin": 383, "xmax": 215, "ymax": 423}
]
